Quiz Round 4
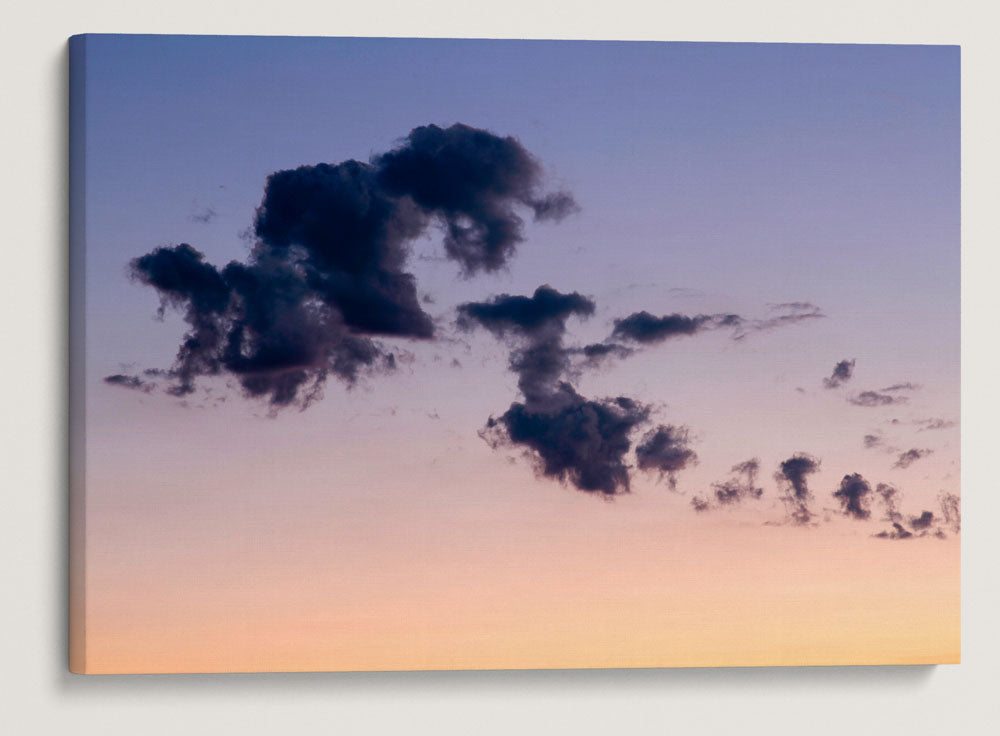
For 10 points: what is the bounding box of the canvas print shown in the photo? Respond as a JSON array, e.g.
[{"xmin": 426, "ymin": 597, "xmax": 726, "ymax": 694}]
[{"xmin": 69, "ymin": 35, "xmax": 960, "ymax": 674}]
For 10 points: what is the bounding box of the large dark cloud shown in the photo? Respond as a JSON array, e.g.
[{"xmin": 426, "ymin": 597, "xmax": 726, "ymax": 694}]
[
  {"xmin": 893, "ymin": 448, "xmax": 932, "ymax": 469},
  {"xmin": 116, "ymin": 124, "xmax": 575, "ymax": 408},
  {"xmin": 774, "ymin": 453, "xmax": 821, "ymax": 524},
  {"xmin": 481, "ymin": 383, "xmax": 652, "ymax": 496},
  {"xmin": 462, "ymin": 285, "xmax": 697, "ymax": 496},
  {"xmin": 458, "ymin": 285, "xmax": 596, "ymax": 403},
  {"xmin": 833, "ymin": 473, "xmax": 872, "ymax": 520},
  {"xmin": 374, "ymin": 123, "xmax": 577, "ymax": 274},
  {"xmin": 823, "ymin": 359, "xmax": 856, "ymax": 389},
  {"xmin": 634, "ymin": 425, "xmax": 698, "ymax": 490}
]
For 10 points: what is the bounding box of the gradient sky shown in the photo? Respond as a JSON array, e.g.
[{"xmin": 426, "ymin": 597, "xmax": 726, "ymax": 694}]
[{"xmin": 73, "ymin": 35, "xmax": 960, "ymax": 673}]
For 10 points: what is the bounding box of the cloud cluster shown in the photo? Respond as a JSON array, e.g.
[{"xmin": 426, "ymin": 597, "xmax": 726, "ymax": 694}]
[
  {"xmin": 823, "ymin": 359, "xmax": 856, "ymax": 389},
  {"xmin": 691, "ymin": 458, "xmax": 764, "ymax": 511},
  {"xmin": 462, "ymin": 285, "xmax": 696, "ymax": 496},
  {"xmin": 115, "ymin": 124, "xmax": 575, "ymax": 408},
  {"xmin": 873, "ymin": 486, "xmax": 960, "ymax": 540}
]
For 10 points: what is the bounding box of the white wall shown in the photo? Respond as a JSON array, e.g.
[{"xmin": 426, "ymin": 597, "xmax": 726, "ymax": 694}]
[{"xmin": 3, "ymin": 1, "xmax": 998, "ymax": 733}]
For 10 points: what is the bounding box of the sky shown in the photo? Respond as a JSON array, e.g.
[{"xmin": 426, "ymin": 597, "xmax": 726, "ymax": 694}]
[{"xmin": 72, "ymin": 35, "xmax": 960, "ymax": 673}]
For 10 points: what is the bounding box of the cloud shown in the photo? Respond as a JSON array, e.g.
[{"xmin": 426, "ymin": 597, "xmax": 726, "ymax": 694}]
[
  {"xmin": 611, "ymin": 311, "xmax": 740, "ymax": 344},
  {"xmin": 917, "ymin": 418, "xmax": 956, "ymax": 431},
  {"xmin": 893, "ymin": 448, "xmax": 932, "ymax": 469},
  {"xmin": 463, "ymin": 285, "xmax": 698, "ymax": 496},
  {"xmin": 189, "ymin": 206, "xmax": 217, "ymax": 224},
  {"xmin": 880, "ymin": 382, "xmax": 921, "ymax": 392},
  {"xmin": 848, "ymin": 390, "xmax": 908, "ymax": 407},
  {"xmin": 833, "ymin": 473, "xmax": 872, "ymax": 520},
  {"xmin": 607, "ymin": 302, "xmax": 824, "ymax": 350},
  {"xmin": 696, "ymin": 458, "xmax": 765, "ymax": 509},
  {"xmin": 938, "ymin": 492, "xmax": 961, "ymax": 533},
  {"xmin": 875, "ymin": 482, "xmax": 903, "ymax": 522},
  {"xmin": 458, "ymin": 285, "xmax": 595, "ymax": 402},
  {"xmin": 874, "ymin": 523, "xmax": 913, "ymax": 540},
  {"xmin": 373, "ymin": 123, "xmax": 577, "ymax": 274},
  {"xmin": 863, "ymin": 433, "xmax": 884, "ymax": 449},
  {"xmin": 635, "ymin": 425, "xmax": 698, "ymax": 490},
  {"xmin": 691, "ymin": 496, "xmax": 711, "ymax": 512},
  {"xmin": 823, "ymin": 359, "xmax": 856, "ymax": 389},
  {"xmin": 481, "ymin": 383, "xmax": 651, "ymax": 496},
  {"xmin": 738, "ymin": 302, "xmax": 825, "ymax": 337},
  {"xmin": 774, "ymin": 453, "xmax": 821, "ymax": 524},
  {"xmin": 457, "ymin": 285, "xmax": 595, "ymax": 338},
  {"xmin": 104, "ymin": 373, "xmax": 156, "ymax": 393},
  {"xmin": 122, "ymin": 124, "xmax": 574, "ymax": 408}
]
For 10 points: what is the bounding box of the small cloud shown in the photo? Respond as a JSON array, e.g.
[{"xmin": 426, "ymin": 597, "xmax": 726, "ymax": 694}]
[
  {"xmin": 917, "ymin": 418, "xmax": 956, "ymax": 431},
  {"xmin": 848, "ymin": 391, "xmax": 908, "ymax": 407},
  {"xmin": 823, "ymin": 359, "xmax": 856, "ymax": 389},
  {"xmin": 880, "ymin": 382, "xmax": 921, "ymax": 392},
  {"xmin": 863, "ymin": 433, "xmax": 883, "ymax": 449},
  {"xmin": 188, "ymin": 206, "xmax": 217, "ymax": 224},
  {"xmin": 833, "ymin": 473, "xmax": 872, "ymax": 520},
  {"xmin": 104, "ymin": 373, "xmax": 156, "ymax": 393},
  {"xmin": 874, "ymin": 522, "xmax": 913, "ymax": 540},
  {"xmin": 893, "ymin": 448, "xmax": 932, "ymax": 469}
]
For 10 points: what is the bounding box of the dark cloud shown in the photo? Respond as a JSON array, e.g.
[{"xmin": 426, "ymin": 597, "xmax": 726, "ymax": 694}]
[
  {"xmin": 575, "ymin": 342, "xmax": 635, "ymax": 366},
  {"xmin": 774, "ymin": 453, "xmax": 821, "ymax": 524},
  {"xmin": 122, "ymin": 124, "xmax": 574, "ymax": 408},
  {"xmin": 893, "ymin": 448, "xmax": 932, "ymax": 469},
  {"xmin": 458, "ymin": 286, "xmax": 597, "ymax": 404},
  {"xmin": 848, "ymin": 390, "xmax": 908, "ymax": 407},
  {"xmin": 373, "ymin": 123, "xmax": 577, "ymax": 275},
  {"xmin": 909, "ymin": 511, "xmax": 935, "ymax": 531},
  {"xmin": 875, "ymin": 482, "xmax": 903, "ymax": 523},
  {"xmin": 874, "ymin": 523, "xmax": 913, "ymax": 540},
  {"xmin": 833, "ymin": 473, "xmax": 872, "ymax": 520},
  {"xmin": 823, "ymin": 359, "xmax": 856, "ymax": 389},
  {"xmin": 707, "ymin": 458, "xmax": 764, "ymax": 506},
  {"xmin": 605, "ymin": 302, "xmax": 824, "ymax": 351},
  {"xmin": 611, "ymin": 311, "xmax": 740, "ymax": 344},
  {"xmin": 635, "ymin": 425, "xmax": 698, "ymax": 490},
  {"xmin": 104, "ymin": 373, "xmax": 156, "ymax": 393},
  {"xmin": 463, "ymin": 285, "xmax": 697, "ymax": 496},
  {"xmin": 482, "ymin": 383, "xmax": 651, "ymax": 496},
  {"xmin": 457, "ymin": 285, "xmax": 595, "ymax": 338}
]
